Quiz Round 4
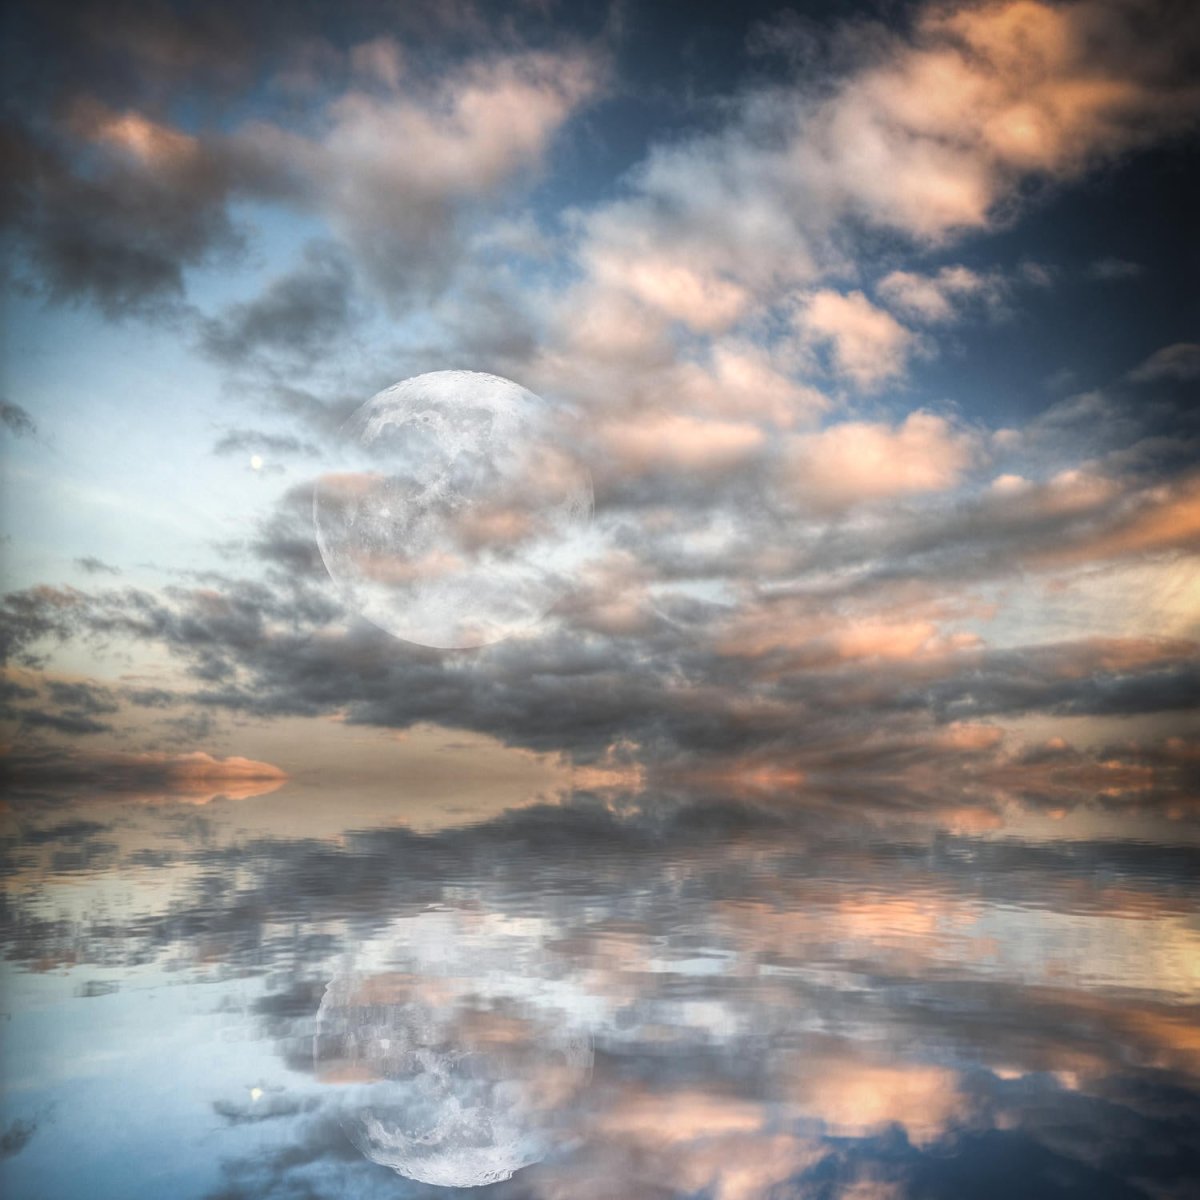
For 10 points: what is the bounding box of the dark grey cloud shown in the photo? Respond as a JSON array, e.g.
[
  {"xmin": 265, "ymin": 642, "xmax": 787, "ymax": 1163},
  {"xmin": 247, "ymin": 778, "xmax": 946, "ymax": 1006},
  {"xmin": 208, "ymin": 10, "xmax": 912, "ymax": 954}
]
[
  {"xmin": 1, "ymin": 400, "xmax": 37, "ymax": 437},
  {"xmin": 1086, "ymin": 257, "xmax": 1143, "ymax": 281},
  {"xmin": 158, "ymin": 709, "xmax": 220, "ymax": 742},
  {"xmin": 44, "ymin": 679, "xmax": 119, "ymax": 714},
  {"xmin": 12, "ymin": 708, "xmax": 113, "ymax": 736},
  {"xmin": 4, "ymin": 0, "xmax": 271, "ymax": 112},
  {"xmin": 211, "ymin": 430, "xmax": 321, "ymax": 459},
  {"xmin": 198, "ymin": 241, "xmax": 358, "ymax": 366},
  {"xmin": 152, "ymin": 611, "xmax": 1197, "ymax": 766},
  {"xmin": 0, "ymin": 677, "xmax": 38, "ymax": 704},
  {"xmin": 923, "ymin": 644, "xmax": 1200, "ymax": 722},
  {"xmin": 0, "ymin": 813, "xmax": 118, "ymax": 877},
  {"xmin": 4, "ymin": 0, "xmax": 603, "ymax": 115},
  {"xmin": 239, "ymin": 482, "xmax": 330, "ymax": 580},
  {"xmin": 75, "ymin": 556, "xmax": 121, "ymax": 575},
  {"xmin": 0, "ymin": 1116, "xmax": 39, "ymax": 1161},
  {"xmin": 0, "ymin": 117, "xmax": 247, "ymax": 318},
  {"xmin": 752, "ymin": 461, "xmax": 1200, "ymax": 606},
  {"xmin": 122, "ymin": 686, "xmax": 179, "ymax": 708},
  {"xmin": 0, "ymin": 674, "xmax": 117, "ymax": 736}
]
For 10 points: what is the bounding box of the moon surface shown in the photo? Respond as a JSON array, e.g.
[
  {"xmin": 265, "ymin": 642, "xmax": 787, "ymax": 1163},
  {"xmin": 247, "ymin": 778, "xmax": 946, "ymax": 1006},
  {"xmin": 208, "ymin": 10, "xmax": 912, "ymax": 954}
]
[
  {"xmin": 314, "ymin": 910, "xmax": 594, "ymax": 1188},
  {"xmin": 314, "ymin": 370, "xmax": 592, "ymax": 649}
]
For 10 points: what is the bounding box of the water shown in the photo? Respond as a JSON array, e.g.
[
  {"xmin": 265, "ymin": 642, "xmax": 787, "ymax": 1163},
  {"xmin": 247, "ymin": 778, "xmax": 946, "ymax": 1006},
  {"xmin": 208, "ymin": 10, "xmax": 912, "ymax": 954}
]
[{"xmin": 2, "ymin": 777, "xmax": 1198, "ymax": 1199}]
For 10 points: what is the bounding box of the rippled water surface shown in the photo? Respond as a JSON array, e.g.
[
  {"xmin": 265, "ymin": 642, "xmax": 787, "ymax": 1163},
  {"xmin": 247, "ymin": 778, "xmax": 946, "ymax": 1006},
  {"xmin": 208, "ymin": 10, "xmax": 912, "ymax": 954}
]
[{"xmin": 3, "ymin": 778, "xmax": 1199, "ymax": 1199}]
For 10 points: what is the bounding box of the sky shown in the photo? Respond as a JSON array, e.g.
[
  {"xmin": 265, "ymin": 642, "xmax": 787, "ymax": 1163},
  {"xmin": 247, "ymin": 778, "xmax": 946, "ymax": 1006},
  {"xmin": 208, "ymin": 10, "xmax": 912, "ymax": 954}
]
[{"xmin": 1, "ymin": 0, "xmax": 1199, "ymax": 808}]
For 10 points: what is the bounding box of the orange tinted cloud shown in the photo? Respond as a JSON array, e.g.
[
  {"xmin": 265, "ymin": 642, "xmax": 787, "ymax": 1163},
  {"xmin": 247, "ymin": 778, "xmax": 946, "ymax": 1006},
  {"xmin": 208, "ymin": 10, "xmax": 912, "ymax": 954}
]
[
  {"xmin": 3, "ymin": 748, "xmax": 287, "ymax": 805},
  {"xmin": 599, "ymin": 413, "xmax": 766, "ymax": 475},
  {"xmin": 1035, "ymin": 472, "xmax": 1200, "ymax": 565},
  {"xmin": 799, "ymin": 290, "xmax": 915, "ymax": 389},
  {"xmin": 819, "ymin": 0, "xmax": 1200, "ymax": 237},
  {"xmin": 585, "ymin": 246, "xmax": 751, "ymax": 332},
  {"xmin": 110, "ymin": 751, "xmax": 287, "ymax": 803},
  {"xmin": 716, "ymin": 605, "xmax": 980, "ymax": 666},
  {"xmin": 785, "ymin": 411, "xmax": 976, "ymax": 509},
  {"xmin": 74, "ymin": 101, "xmax": 202, "ymax": 169},
  {"xmin": 785, "ymin": 1048, "xmax": 966, "ymax": 1146}
]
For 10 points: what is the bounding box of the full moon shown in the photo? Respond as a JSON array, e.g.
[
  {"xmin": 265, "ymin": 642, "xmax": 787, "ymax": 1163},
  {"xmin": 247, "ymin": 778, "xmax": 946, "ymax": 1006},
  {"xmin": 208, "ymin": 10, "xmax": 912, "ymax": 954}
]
[
  {"xmin": 313, "ymin": 370, "xmax": 592, "ymax": 649},
  {"xmin": 314, "ymin": 909, "xmax": 594, "ymax": 1187}
]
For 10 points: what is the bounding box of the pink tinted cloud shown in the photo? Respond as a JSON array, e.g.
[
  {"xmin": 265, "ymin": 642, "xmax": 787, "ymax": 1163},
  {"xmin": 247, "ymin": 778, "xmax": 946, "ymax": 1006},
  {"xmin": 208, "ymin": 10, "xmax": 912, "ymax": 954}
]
[{"xmin": 784, "ymin": 411, "xmax": 977, "ymax": 509}]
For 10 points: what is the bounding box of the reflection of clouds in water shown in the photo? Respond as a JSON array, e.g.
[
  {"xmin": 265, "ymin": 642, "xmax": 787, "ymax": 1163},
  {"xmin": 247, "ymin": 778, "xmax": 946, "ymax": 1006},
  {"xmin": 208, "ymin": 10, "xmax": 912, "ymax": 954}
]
[
  {"xmin": 315, "ymin": 908, "xmax": 593, "ymax": 1186},
  {"xmin": 307, "ymin": 901, "xmax": 984, "ymax": 1194},
  {"xmin": 4, "ymin": 784, "xmax": 1200, "ymax": 1198}
]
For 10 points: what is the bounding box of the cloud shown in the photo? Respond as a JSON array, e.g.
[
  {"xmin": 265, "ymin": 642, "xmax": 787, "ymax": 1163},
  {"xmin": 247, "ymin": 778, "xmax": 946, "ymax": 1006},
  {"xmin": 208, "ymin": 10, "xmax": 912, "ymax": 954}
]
[
  {"xmin": 211, "ymin": 430, "xmax": 321, "ymax": 459},
  {"xmin": 1, "ymin": 0, "xmax": 1197, "ymax": 818},
  {"xmin": 876, "ymin": 266, "xmax": 1003, "ymax": 324},
  {"xmin": 1, "ymin": 674, "xmax": 118, "ymax": 735},
  {"xmin": 1015, "ymin": 469, "xmax": 1200, "ymax": 567},
  {"xmin": 804, "ymin": 458, "xmax": 1200, "ymax": 592},
  {"xmin": 0, "ymin": 1116, "xmax": 39, "ymax": 1161},
  {"xmin": 579, "ymin": 232, "xmax": 754, "ymax": 334},
  {"xmin": 814, "ymin": 0, "xmax": 1200, "ymax": 237},
  {"xmin": 6, "ymin": 0, "xmax": 1196, "ymax": 341},
  {"xmin": 1128, "ymin": 342, "xmax": 1200, "ymax": 383},
  {"xmin": 6, "ymin": 758, "xmax": 1198, "ymax": 1200},
  {"xmin": 596, "ymin": 413, "xmax": 766, "ymax": 476},
  {"xmin": 1, "ymin": 401, "xmax": 37, "ymax": 437},
  {"xmin": 558, "ymin": 0, "xmax": 1200, "ymax": 361},
  {"xmin": 198, "ymin": 241, "xmax": 357, "ymax": 366},
  {"xmin": 784, "ymin": 411, "xmax": 977, "ymax": 509},
  {"xmin": 4, "ymin": 565, "xmax": 1192, "ymax": 790},
  {"xmin": 716, "ymin": 606, "xmax": 980, "ymax": 667},
  {"xmin": 0, "ymin": 372, "xmax": 1192, "ymax": 779},
  {"xmin": 8, "ymin": 710, "xmax": 113, "ymax": 736},
  {"xmin": 684, "ymin": 343, "xmax": 829, "ymax": 427},
  {"xmin": 785, "ymin": 1050, "xmax": 966, "ymax": 1147},
  {"xmin": 796, "ymin": 289, "xmax": 916, "ymax": 389},
  {"xmin": 75, "ymin": 556, "xmax": 121, "ymax": 576},
  {"xmin": 240, "ymin": 48, "xmax": 602, "ymax": 297},
  {"xmin": 4, "ymin": 747, "xmax": 287, "ymax": 804},
  {"xmin": 4, "ymin": 22, "xmax": 601, "ymax": 317},
  {"xmin": 1, "ymin": 106, "xmax": 246, "ymax": 316},
  {"xmin": 925, "ymin": 638, "xmax": 1200, "ymax": 721},
  {"xmin": 212, "ymin": 1094, "xmax": 318, "ymax": 1126},
  {"xmin": 43, "ymin": 679, "xmax": 118, "ymax": 714},
  {"xmin": 1086, "ymin": 257, "xmax": 1142, "ymax": 281}
]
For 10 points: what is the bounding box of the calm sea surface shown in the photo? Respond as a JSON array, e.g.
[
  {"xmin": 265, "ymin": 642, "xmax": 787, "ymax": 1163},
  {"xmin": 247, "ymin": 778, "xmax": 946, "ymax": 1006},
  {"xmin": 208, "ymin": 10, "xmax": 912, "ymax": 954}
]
[{"xmin": 3, "ymin": 777, "xmax": 1198, "ymax": 1199}]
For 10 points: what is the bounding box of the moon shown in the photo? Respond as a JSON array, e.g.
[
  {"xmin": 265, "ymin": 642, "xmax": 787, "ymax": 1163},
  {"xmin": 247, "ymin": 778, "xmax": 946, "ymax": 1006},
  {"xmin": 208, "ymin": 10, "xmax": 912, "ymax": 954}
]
[
  {"xmin": 313, "ymin": 370, "xmax": 592, "ymax": 649},
  {"xmin": 314, "ymin": 910, "xmax": 594, "ymax": 1188}
]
